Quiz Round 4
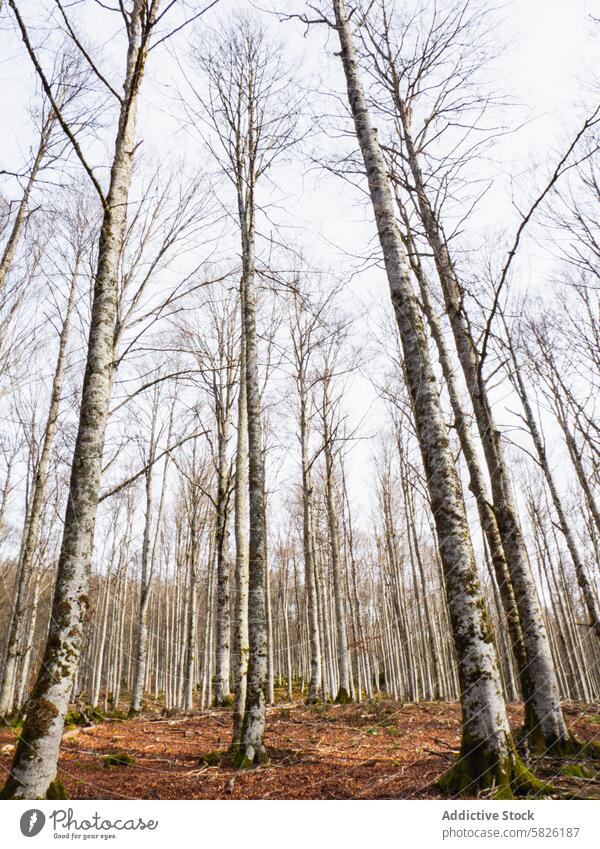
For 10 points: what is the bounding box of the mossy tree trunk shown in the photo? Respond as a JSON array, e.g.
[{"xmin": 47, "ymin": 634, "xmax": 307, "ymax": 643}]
[
  {"xmin": 232, "ymin": 293, "xmax": 250, "ymax": 743},
  {"xmin": 397, "ymin": 111, "xmax": 569, "ymax": 752},
  {"xmin": 330, "ymin": 0, "xmax": 528, "ymax": 794},
  {"xmin": 236, "ymin": 206, "xmax": 269, "ymax": 765},
  {"xmin": 397, "ymin": 222, "xmax": 529, "ymax": 699},
  {"xmin": 1, "ymin": 0, "xmax": 154, "ymax": 799}
]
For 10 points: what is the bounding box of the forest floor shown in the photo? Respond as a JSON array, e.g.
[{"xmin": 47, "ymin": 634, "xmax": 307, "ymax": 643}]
[{"xmin": 1, "ymin": 700, "xmax": 599, "ymax": 800}]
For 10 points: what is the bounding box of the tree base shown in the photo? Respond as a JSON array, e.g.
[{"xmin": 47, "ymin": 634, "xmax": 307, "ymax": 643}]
[
  {"xmin": 230, "ymin": 743, "xmax": 269, "ymax": 769},
  {"xmin": 523, "ymin": 728, "xmax": 600, "ymax": 760},
  {"xmin": 1, "ymin": 775, "xmax": 69, "ymax": 801},
  {"xmin": 335, "ymin": 688, "xmax": 352, "ymax": 705},
  {"xmin": 437, "ymin": 744, "xmax": 551, "ymax": 799},
  {"xmin": 46, "ymin": 777, "xmax": 69, "ymax": 800},
  {"xmin": 549, "ymin": 736, "xmax": 600, "ymax": 759}
]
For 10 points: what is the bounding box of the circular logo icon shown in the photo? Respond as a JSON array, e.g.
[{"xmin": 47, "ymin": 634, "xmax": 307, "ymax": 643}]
[{"xmin": 20, "ymin": 809, "xmax": 46, "ymax": 837}]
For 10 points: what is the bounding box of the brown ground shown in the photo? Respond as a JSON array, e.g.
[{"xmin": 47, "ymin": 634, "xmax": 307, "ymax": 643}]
[{"xmin": 1, "ymin": 701, "xmax": 598, "ymax": 799}]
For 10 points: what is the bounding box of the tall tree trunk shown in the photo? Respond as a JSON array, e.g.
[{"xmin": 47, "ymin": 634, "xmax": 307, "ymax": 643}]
[
  {"xmin": 399, "ymin": 227, "xmax": 529, "ymax": 698},
  {"xmin": 2, "ymin": 2, "xmax": 151, "ymax": 798},
  {"xmin": 0, "ymin": 255, "xmax": 79, "ymax": 719},
  {"xmin": 235, "ymin": 215, "xmax": 268, "ymax": 765},
  {"xmin": 331, "ymin": 0, "xmax": 530, "ymax": 795},
  {"xmin": 300, "ymin": 377, "xmax": 321, "ymax": 703},
  {"xmin": 129, "ymin": 466, "xmax": 154, "ymax": 716},
  {"xmin": 184, "ymin": 531, "xmax": 200, "ymax": 710},
  {"xmin": 232, "ymin": 294, "xmax": 250, "ymax": 744},
  {"xmin": 395, "ymin": 97, "xmax": 569, "ymax": 751},
  {"xmin": 505, "ymin": 335, "xmax": 600, "ymax": 641},
  {"xmin": 322, "ymin": 376, "xmax": 351, "ymax": 702},
  {"xmin": 91, "ymin": 563, "xmax": 113, "ymax": 709},
  {"xmin": 214, "ymin": 446, "xmax": 232, "ymax": 704}
]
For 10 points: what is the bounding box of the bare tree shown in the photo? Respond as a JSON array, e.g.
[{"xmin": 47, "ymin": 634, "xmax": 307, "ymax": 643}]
[
  {"xmin": 2, "ymin": 0, "xmax": 218, "ymax": 799},
  {"xmin": 309, "ymin": 0, "xmax": 537, "ymax": 795},
  {"xmin": 189, "ymin": 15, "xmax": 302, "ymax": 764}
]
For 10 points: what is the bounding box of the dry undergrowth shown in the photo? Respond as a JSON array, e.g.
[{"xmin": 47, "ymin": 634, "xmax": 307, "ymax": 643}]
[{"xmin": 0, "ymin": 701, "xmax": 598, "ymax": 800}]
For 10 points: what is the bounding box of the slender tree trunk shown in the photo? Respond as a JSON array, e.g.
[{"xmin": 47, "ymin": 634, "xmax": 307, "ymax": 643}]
[
  {"xmin": 91, "ymin": 565, "xmax": 113, "ymax": 709},
  {"xmin": 0, "ymin": 260, "xmax": 78, "ymax": 719},
  {"xmin": 322, "ymin": 379, "xmax": 351, "ymax": 702},
  {"xmin": 234, "ymin": 175, "xmax": 268, "ymax": 762},
  {"xmin": 1, "ymin": 3, "xmax": 152, "ymax": 799},
  {"xmin": 400, "ymin": 227, "xmax": 529, "ymax": 699},
  {"xmin": 555, "ymin": 407, "xmax": 600, "ymax": 540},
  {"xmin": 14, "ymin": 569, "xmax": 42, "ymax": 712},
  {"xmin": 232, "ymin": 296, "xmax": 250, "ymax": 744},
  {"xmin": 265, "ymin": 543, "xmax": 275, "ymax": 705},
  {"xmin": 282, "ymin": 566, "xmax": 293, "ymax": 701},
  {"xmin": 184, "ymin": 532, "xmax": 199, "ymax": 710},
  {"xmin": 506, "ymin": 339, "xmax": 600, "ymax": 640},
  {"xmin": 129, "ymin": 467, "xmax": 154, "ymax": 716},
  {"xmin": 395, "ymin": 98, "xmax": 569, "ymax": 752},
  {"xmin": 331, "ymin": 0, "xmax": 529, "ymax": 794},
  {"xmin": 215, "ymin": 435, "xmax": 232, "ymax": 704},
  {"xmin": 0, "ymin": 115, "xmax": 52, "ymax": 292},
  {"xmin": 299, "ymin": 376, "xmax": 321, "ymax": 703},
  {"xmin": 341, "ymin": 465, "xmax": 372, "ymax": 700}
]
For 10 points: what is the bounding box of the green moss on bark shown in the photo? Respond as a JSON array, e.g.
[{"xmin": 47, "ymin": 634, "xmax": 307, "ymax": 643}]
[
  {"xmin": 230, "ymin": 744, "xmax": 269, "ymax": 770},
  {"xmin": 335, "ymin": 688, "xmax": 352, "ymax": 704},
  {"xmin": 46, "ymin": 777, "xmax": 68, "ymax": 799},
  {"xmin": 437, "ymin": 738, "xmax": 551, "ymax": 799},
  {"xmin": 525, "ymin": 730, "xmax": 600, "ymax": 759}
]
